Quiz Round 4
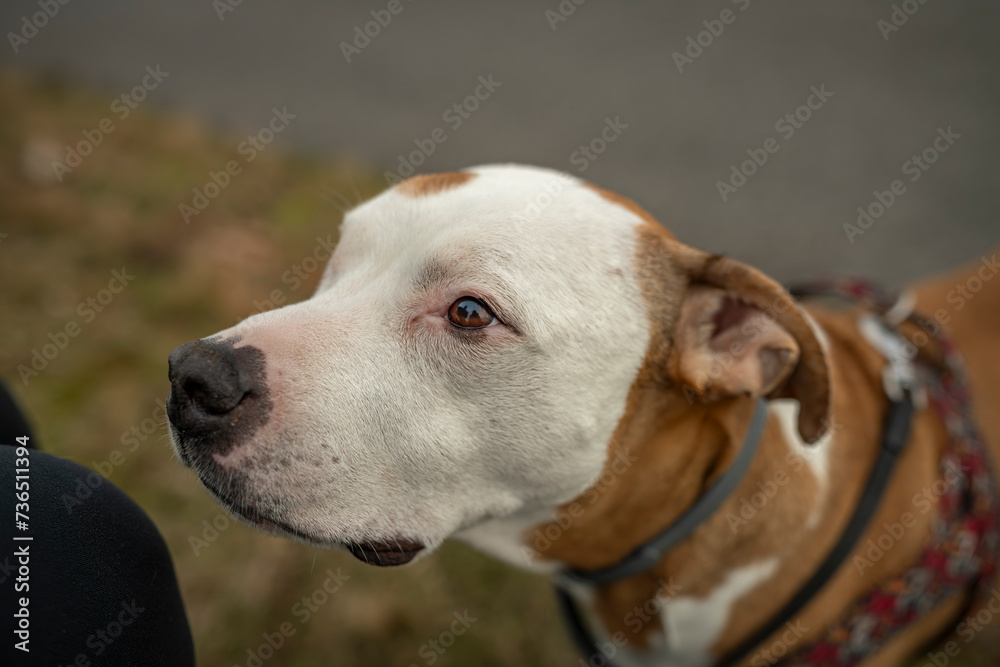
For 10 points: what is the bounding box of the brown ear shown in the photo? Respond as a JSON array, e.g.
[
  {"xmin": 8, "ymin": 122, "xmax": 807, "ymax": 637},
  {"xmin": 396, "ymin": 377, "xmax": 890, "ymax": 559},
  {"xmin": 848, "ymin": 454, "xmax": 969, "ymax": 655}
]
[{"xmin": 667, "ymin": 242, "xmax": 830, "ymax": 443}]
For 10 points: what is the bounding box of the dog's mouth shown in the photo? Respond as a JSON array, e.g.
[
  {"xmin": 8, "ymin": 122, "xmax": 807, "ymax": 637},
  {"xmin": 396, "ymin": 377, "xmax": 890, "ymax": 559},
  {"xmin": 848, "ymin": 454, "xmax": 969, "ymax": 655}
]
[
  {"xmin": 345, "ymin": 539, "xmax": 426, "ymax": 566},
  {"xmin": 198, "ymin": 477, "xmax": 316, "ymax": 540},
  {"xmin": 200, "ymin": 478, "xmax": 426, "ymax": 564}
]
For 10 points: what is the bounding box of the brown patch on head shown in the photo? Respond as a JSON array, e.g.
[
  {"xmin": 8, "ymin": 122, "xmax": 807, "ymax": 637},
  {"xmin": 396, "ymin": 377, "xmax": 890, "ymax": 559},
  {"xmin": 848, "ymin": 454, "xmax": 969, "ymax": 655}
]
[
  {"xmin": 396, "ymin": 172, "xmax": 475, "ymax": 197},
  {"xmin": 586, "ymin": 183, "xmax": 675, "ymax": 237}
]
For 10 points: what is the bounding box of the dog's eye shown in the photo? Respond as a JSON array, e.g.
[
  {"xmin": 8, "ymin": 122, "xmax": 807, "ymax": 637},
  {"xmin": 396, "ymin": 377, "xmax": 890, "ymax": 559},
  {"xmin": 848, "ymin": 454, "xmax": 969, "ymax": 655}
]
[{"xmin": 447, "ymin": 297, "xmax": 496, "ymax": 329}]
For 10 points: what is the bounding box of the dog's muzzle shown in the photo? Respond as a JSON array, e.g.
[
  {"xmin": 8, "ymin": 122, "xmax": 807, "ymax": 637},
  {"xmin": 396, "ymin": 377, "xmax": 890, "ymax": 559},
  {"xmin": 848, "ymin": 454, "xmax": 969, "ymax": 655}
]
[{"xmin": 166, "ymin": 338, "xmax": 427, "ymax": 565}]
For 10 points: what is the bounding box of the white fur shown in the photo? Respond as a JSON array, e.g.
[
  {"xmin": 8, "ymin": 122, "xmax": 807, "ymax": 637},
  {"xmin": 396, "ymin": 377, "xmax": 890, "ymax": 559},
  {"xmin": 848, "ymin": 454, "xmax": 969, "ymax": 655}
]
[
  {"xmin": 579, "ymin": 559, "xmax": 781, "ymax": 667},
  {"xmin": 770, "ymin": 399, "xmax": 832, "ymax": 489},
  {"xmin": 173, "ymin": 164, "xmax": 653, "ymax": 551},
  {"xmin": 658, "ymin": 559, "xmax": 781, "ymax": 666},
  {"xmin": 771, "ymin": 398, "xmax": 833, "ymax": 529},
  {"xmin": 454, "ymin": 506, "xmax": 563, "ymax": 574}
]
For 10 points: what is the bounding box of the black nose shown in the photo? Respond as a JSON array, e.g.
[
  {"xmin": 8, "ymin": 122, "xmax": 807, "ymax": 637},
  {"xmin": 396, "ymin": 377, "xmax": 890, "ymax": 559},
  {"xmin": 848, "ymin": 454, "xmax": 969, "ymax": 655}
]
[{"xmin": 167, "ymin": 338, "xmax": 271, "ymax": 458}]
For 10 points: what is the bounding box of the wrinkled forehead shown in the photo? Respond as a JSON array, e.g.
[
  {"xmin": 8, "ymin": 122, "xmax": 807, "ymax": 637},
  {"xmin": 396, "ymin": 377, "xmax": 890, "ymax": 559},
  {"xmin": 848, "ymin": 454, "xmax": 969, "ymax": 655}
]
[{"xmin": 327, "ymin": 165, "xmax": 655, "ymax": 289}]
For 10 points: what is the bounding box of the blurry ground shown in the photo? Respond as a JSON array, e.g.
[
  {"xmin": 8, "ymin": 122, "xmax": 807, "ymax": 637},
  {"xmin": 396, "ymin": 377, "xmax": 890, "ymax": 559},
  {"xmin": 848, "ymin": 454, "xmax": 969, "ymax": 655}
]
[{"xmin": 0, "ymin": 60, "xmax": 999, "ymax": 667}]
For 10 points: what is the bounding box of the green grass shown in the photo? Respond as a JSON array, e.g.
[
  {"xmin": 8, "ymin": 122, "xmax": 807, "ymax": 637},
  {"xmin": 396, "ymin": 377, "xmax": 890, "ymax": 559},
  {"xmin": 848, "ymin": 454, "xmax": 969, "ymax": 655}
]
[{"xmin": 1, "ymin": 67, "xmax": 997, "ymax": 667}]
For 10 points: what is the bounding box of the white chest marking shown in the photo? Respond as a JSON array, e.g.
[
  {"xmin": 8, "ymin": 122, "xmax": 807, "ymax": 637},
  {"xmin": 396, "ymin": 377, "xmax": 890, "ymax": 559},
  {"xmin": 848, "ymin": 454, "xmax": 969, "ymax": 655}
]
[
  {"xmin": 658, "ymin": 558, "xmax": 781, "ymax": 666},
  {"xmin": 770, "ymin": 399, "xmax": 832, "ymax": 489},
  {"xmin": 770, "ymin": 397, "xmax": 833, "ymax": 531},
  {"xmin": 453, "ymin": 507, "xmax": 563, "ymax": 574}
]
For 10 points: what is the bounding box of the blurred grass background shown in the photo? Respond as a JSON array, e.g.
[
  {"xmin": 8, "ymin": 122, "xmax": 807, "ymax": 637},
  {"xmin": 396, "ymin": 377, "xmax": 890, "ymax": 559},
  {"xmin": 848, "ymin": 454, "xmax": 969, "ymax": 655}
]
[{"xmin": 0, "ymin": 68, "xmax": 997, "ymax": 667}]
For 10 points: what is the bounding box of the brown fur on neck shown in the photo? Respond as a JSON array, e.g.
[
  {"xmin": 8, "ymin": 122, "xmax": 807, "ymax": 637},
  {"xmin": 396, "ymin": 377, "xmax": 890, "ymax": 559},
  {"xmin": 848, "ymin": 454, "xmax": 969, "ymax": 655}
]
[
  {"xmin": 535, "ymin": 305, "xmax": 951, "ymax": 659},
  {"xmin": 532, "ymin": 205, "xmax": 965, "ymax": 662}
]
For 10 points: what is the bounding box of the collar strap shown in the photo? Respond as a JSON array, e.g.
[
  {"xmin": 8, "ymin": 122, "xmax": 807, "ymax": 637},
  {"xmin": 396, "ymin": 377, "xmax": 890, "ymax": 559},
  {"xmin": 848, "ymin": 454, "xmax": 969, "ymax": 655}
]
[{"xmin": 561, "ymin": 397, "xmax": 769, "ymax": 587}]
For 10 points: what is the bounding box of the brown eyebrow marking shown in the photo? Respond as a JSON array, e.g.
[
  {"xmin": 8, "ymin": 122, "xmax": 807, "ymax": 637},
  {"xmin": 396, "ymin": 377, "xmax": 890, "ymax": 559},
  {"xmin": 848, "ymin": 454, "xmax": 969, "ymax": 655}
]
[{"xmin": 396, "ymin": 171, "xmax": 476, "ymax": 197}]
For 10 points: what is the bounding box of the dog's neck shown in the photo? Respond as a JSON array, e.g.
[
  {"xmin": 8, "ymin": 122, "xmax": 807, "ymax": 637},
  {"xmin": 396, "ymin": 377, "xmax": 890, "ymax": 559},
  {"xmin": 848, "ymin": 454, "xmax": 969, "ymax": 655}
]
[{"xmin": 458, "ymin": 309, "xmax": 947, "ymax": 664}]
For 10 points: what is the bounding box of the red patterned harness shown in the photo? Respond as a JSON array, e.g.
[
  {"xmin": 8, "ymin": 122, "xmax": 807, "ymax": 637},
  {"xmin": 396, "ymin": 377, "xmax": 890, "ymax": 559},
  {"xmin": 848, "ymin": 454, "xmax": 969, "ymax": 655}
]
[{"xmin": 781, "ymin": 281, "xmax": 1000, "ymax": 666}]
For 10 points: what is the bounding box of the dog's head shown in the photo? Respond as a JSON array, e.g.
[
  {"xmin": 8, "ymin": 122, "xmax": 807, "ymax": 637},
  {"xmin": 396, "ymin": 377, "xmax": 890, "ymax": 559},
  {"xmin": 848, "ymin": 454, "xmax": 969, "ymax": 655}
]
[{"xmin": 167, "ymin": 165, "xmax": 829, "ymax": 566}]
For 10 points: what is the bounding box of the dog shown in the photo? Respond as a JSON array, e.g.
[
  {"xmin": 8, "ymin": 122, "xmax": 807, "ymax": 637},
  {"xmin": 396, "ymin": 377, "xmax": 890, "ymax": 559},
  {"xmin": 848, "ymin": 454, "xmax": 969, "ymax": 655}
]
[{"xmin": 166, "ymin": 164, "xmax": 1000, "ymax": 666}]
